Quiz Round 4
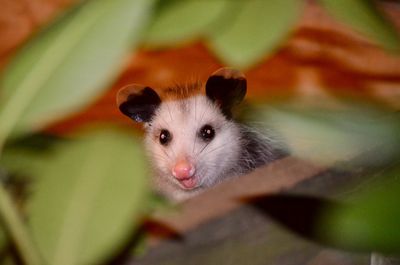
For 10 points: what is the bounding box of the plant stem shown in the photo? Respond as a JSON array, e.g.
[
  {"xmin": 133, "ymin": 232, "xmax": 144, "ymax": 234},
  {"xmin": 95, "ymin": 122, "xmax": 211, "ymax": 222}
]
[{"xmin": 0, "ymin": 172, "xmax": 42, "ymax": 265}]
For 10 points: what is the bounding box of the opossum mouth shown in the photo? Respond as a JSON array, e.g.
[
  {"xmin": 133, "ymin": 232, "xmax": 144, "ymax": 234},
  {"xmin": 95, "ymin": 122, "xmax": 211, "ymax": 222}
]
[{"xmin": 176, "ymin": 176, "xmax": 197, "ymax": 190}]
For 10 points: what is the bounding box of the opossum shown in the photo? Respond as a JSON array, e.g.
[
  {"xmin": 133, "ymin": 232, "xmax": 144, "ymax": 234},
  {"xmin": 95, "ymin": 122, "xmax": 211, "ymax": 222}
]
[{"xmin": 117, "ymin": 68, "xmax": 287, "ymax": 201}]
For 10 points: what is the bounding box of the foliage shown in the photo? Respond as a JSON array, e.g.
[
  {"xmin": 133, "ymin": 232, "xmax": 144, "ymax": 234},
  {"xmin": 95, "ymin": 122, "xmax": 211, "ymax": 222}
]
[
  {"xmin": 144, "ymin": 0, "xmax": 229, "ymax": 47},
  {"xmin": 249, "ymin": 106, "xmax": 400, "ymax": 255},
  {"xmin": 144, "ymin": 0, "xmax": 399, "ymax": 68},
  {"xmin": 207, "ymin": 0, "xmax": 303, "ymax": 68},
  {"xmin": 261, "ymin": 106, "xmax": 400, "ymax": 165},
  {"xmin": 318, "ymin": 171, "xmax": 400, "ymax": 254},
  {"xmin": 0, "ymin": 0, "xmax": 156, "ymax": 264},
  {"xmin": 320, "ymin": 0, "xmax": 400, "ymax": 51},
  {"xmin": 0, "ymin": 0, "xmax": 155, "ymax": 138},
  {"xmin": 246, "ymin": 166, "xmax": 400, "ymax": 255},
  {"xmin": 0, "ymin": 0, "xmax": 398, "ymax": 264},
  {"xmin": 28, "ymin": 129, "xmax": 148, "ymax": 265}
]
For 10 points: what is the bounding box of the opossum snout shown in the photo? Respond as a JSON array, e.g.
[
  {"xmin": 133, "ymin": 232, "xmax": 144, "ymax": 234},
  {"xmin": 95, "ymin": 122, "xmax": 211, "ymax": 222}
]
[
  {"xmin": 172, "ymin": 159, "xmax": 197, "ymax": 190},
  {"xmin": 172, "ymin": 159, "xmax": 195, "ymax": 180}
]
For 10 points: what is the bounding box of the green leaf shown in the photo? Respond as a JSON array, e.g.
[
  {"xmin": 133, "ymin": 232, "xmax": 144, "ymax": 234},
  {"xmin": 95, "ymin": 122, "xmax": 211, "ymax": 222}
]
[
  {"xmin": 0, "ymin": 0, "xmax": 155, "ymax": 141},
  {"xmin": 260, "ymin": 106, "xmax": 400, "ymax": 165},
  {"xmin": 318, "ymin": 171, "xmax": 400, "ymax": 254},
  {"xmin": 28, "ymin": 128, "xmax": 149, "ymax": 265},
  {"xmin": 144, "ymin": 0, "xmax": 229, "ymax": 46},
  {"xmin": 319, "ymin": 0, "xmax": 400, "ymax": 51},
  {"xmin": 207, "ymin": 0, "xmax": 303, "ymax": 69},
  {"xmin": 0, "ymin": 221, "xmax": 9, "ymax": 257},
  {"xmin": 0, "ymin": 134, "xmax": 63, "ymax": 179},
  {"xmin": 0, "ymin": 148, "xmax": 43, "ymax": 181},
  {"xmin": 0, "ymin": 149, "xmax": 50, "ymax": 179}
]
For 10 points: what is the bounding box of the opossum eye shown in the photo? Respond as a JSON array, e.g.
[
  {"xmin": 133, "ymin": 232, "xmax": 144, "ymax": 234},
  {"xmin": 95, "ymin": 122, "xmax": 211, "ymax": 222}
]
[
  {"xmin": 199, "ymin": 125, "xmax": 215, "ymax": 141},
  {"xmin": 159, "ymin": 129, "xmax": 171, "ymax": 145}
]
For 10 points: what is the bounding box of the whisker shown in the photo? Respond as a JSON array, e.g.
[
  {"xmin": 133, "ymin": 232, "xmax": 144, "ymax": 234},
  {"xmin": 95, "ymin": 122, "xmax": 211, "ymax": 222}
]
[
  {"xmin": 198, "ymin": 105, "xmax": 207, "ymax": 127},
  {"xmin": 197, "ymin": 142, "xmax": 230, "ymax": 159},
  {"xmin": 159, "ymin": 147, "xmax": 171, "ymax": 159},
  {"xmin": 192, "ymin": 98, "xmax": 199, "ymax": 154},
  {"xmin": 166, "ymin": 103, "xmax": 173, "ymax": 122},
  {"xmin": 195, "ymin": 141, "xmax": 212, "ymax": 157},
  {"xmin": 148, "ymin": 152, "xmax": 169, "ymax": 161}
]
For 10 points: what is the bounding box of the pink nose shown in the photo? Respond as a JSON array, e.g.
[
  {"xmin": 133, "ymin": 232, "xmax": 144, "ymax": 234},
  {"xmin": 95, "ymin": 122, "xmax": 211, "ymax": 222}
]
[{"xmin": 172, "ymin": 160, "xmax": 194, "ymax": 179}]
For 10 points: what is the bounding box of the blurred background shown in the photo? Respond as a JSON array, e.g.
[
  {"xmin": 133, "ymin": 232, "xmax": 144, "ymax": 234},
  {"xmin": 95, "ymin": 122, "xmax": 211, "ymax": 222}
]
[{"xmin": 1, "ymin": 0, "xmax": 399, "ymax": 134}]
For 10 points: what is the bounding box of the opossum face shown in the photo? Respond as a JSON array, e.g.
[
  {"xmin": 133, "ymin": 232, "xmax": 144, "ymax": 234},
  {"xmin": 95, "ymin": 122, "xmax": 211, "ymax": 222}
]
[
  {"xmin": 117, "ymin": 68, "xmax": 247, "ymax": 193},
  {"xmin": 144, "ymin": 95, "xmax": 242, "ymax": 190}
]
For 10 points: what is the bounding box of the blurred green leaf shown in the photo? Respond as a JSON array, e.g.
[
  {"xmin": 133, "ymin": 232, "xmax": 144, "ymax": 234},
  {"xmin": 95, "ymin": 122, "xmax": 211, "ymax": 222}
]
[
  {"xmin": 318, "ymin": 170, "xmax": 400, "ymax": 254},
  {"xmin": 319, "ymin": 0, "xmax": 400, "ymax": 51},
  {"xmin": 4, "ymin": 133, "xmax": 63, "ymax": 152},
  {"xmin": 0, "ymin": 149, "xmax": 48, "ymax": 177},
  {"xmin": 247, "ymin": 178, "xmax": 400, "ymax": 255},
  {"xmin": 0, "ymin": 134, "xmax": 63, "ymax": 179},
  {"xmin": 0, "ymin": 222, "xmax": 9, "ymax": 259},
  {"xmin": 28, "ymin": 128, "xmax": 149, "ymax": 265},
  {"xmin": 0, "ymin": 0, "xmax": 155, "ymax": 139},
  {"xmin": 144, "ymin": 0, "xmax": 228, "ymax": 46},
  {"xmin": 261, "ymin": 107, "xmax": 400, "ymax": 165},
  {"xmin": 1, "ymin": 256, "xmax": 18, "ymax": 265},
  {"xmin": 207, "ymin": 0, "xmax": 303, "ymax": 69},
  {"xmin": 0, "ymin": 149, "xmax": 50, "ymax": 179}
]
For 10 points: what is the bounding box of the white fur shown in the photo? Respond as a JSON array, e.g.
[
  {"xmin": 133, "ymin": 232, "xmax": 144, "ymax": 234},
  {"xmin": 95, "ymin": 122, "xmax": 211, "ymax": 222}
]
[{"xmin": 144, "ymin": 95, "xmax": 242, "ymax": 201}]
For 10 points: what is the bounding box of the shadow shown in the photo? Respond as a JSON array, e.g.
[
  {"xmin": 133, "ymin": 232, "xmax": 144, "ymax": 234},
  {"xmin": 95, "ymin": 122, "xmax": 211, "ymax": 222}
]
[{"xmin": 242, "ymin": 194, "xmax": 342, "ymax": 244}]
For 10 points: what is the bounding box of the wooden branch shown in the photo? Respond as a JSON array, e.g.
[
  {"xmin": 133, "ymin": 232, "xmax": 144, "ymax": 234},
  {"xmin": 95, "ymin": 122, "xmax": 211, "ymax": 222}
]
[{"xmin": 150, "ymin": 156, "xmax": 324, "ymax": 235}]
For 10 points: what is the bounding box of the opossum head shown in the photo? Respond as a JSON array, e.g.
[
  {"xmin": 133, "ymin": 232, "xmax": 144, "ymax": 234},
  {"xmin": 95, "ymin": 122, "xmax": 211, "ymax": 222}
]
[{"xmin": 117, "ymin": 68, "xmax": 247, "ymax": 195}]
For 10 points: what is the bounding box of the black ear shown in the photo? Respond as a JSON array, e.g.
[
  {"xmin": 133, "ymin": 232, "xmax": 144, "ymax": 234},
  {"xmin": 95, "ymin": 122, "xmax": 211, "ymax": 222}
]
[
  {"xmin": 205, "ymin": 67, "xmax": 247, "ymax": 117},
  {"xmin": 117, "ymin": 84, "xmax": 161, "ymax": 123}
]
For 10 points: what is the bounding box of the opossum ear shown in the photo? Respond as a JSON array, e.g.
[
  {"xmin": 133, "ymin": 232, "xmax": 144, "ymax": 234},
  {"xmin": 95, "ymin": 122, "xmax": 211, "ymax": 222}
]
[
  {"xmin": 205, "ymin": 67, "xmax": 247, "ymax": 117},
  {"xmin": 117, "ymin": 84, "xmax": 161, "ymax": 123}
]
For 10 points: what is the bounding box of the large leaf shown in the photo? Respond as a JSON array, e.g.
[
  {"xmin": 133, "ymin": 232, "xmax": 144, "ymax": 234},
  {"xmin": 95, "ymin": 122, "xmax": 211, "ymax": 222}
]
[
  {"xmin": 0, "ymin": 0, "xmax": 155, "ymax": 140},
  {"xmin": 319, "ymin": 0, "xmax": 400, "ymax": 51},
  {"xmin": 28, "ymin": 128, "xmax": 149, "ymax": 265},
  {"xmin": 144, "ymin": 0, "xmax": 228, "ymax": 46},
  {"xmin": 207, "ymin": 0, "xmax": 303, "ymax": 69}
]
